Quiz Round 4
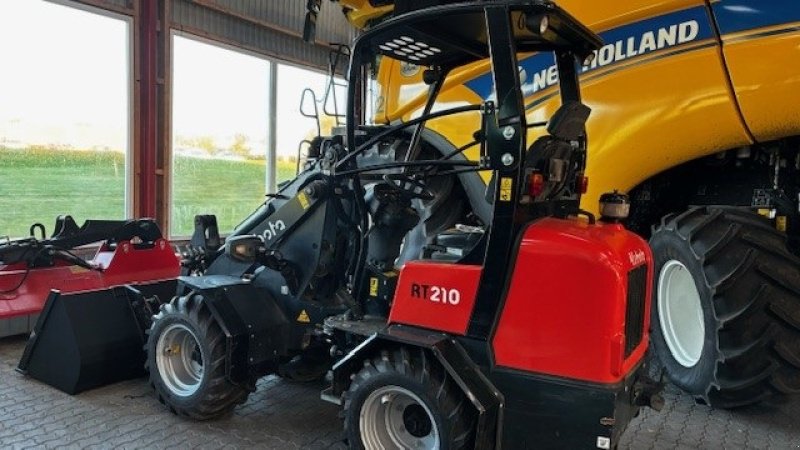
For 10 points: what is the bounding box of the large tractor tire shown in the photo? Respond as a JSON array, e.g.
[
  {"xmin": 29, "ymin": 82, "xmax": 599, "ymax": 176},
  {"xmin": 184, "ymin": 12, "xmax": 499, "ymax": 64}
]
[
  {"xmin": 145, "ymin": 292, "xmax": 254, "ymax": 420},
  {"xmin": 344, "ymin": 347, "xmax": 474, "ymax": 450},
  {"xmin": 650, "ymin": 206, "xmax": 800, "ymax": 407}
]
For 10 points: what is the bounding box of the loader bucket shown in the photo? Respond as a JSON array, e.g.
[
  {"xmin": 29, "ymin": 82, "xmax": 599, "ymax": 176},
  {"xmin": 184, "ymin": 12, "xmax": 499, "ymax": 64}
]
[{"xmin": 16, "ymin": 280, "xmax": 176, "ymax": 394}]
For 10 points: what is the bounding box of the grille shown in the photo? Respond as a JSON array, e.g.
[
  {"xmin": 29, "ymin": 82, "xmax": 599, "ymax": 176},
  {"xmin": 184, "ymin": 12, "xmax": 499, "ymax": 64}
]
[{"xmin": 624, "ymin": 265, "xmax": 648, "ymax": 358}]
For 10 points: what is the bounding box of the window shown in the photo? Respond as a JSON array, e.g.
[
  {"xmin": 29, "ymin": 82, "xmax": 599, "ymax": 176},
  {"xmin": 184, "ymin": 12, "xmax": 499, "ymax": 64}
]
[
  {"xmin": 171, "ymin": 35, "xmax": 271, "ymax": 236},
  {"xmin": 0, "ymin": 1, "xmax": 130, "ymax": 238},
  {"xmin": 275, "ymin": 63, "xmax": 345, "ymax": 183}
]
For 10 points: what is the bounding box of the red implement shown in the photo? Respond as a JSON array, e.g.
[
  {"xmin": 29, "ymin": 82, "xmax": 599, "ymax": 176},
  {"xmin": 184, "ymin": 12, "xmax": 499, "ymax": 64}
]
[{"xmin": 0, "ymin": 239, "xmax": 179, "ymax": 332}]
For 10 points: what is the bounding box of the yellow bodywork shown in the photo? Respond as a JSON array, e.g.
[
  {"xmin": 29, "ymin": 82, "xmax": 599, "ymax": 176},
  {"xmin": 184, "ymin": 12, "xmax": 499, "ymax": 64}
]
[
  {"xmin": 337, "ymin": 0, "xmax": 393, "ymax": 29},
  {"xmin": 345, "ymin": 0, "xmax": 800, "ymax": 215}
]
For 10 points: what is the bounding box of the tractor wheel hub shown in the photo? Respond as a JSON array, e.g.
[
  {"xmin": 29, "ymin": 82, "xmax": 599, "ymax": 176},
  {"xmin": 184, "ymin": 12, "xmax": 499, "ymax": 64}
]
[
  {"xmin": 155, "ymin": 323, "xmax": 205, "ymax": 397},
  {"xmin": 657, "ymin": 259, "xmax": 705, "ymax": 368}
]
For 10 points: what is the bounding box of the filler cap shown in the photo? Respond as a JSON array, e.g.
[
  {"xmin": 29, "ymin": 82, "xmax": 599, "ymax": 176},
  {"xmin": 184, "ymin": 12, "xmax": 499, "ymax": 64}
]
[{"xmin": 599, "ymin": 190, "xmax": 630, "ymax": 222}]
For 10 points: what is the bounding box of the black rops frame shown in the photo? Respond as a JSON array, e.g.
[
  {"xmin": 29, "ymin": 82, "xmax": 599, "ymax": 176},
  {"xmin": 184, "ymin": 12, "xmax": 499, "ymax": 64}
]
[
  {"xmin": 467, "ymin": 31, "xmax": 589, "ymax": 339},
  {"xmin": 342, "ymin": 1, "xmax": 601, "ymax": 330}
]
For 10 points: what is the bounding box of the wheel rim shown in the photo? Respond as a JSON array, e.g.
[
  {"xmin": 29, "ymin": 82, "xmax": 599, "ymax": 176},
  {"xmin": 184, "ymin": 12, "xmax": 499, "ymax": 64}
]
[
  {"xmin": 657, "ymin": 259, "xmax": 706, "ymax": 368},
  {"xmin": 155, "ymin": 323, "xmax": 205, "ymax": 397},
  {"xmin": 360, "ymin": 385, "xmax": 440, "ymax": 449}
]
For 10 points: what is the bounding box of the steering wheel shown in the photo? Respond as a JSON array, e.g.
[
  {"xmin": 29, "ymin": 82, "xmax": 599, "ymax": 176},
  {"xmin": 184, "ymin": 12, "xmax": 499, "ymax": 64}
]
[{"xmin": 382, "ymin": 173, "xmax": 435, "ymax": 200}]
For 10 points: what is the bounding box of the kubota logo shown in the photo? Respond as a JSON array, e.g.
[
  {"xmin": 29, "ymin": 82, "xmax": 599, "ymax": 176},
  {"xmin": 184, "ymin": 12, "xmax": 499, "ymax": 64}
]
[
  {"xmin": 264, "ymin": 220, "xmax": 286, "ymax": 241},
  {"xmin": 628, "ymin": 249, "xmax": 646, "ymax": 266},
  {"xmin": 410, "ymin": 283, "xmax": 461, "ymax": 305}
]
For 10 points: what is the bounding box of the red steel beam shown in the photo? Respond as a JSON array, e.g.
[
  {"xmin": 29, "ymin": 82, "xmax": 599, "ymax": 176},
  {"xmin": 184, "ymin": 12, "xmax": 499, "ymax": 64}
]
[{"xmin": 137, "ymin": 0, "xmax": 159, "ymax": 219}]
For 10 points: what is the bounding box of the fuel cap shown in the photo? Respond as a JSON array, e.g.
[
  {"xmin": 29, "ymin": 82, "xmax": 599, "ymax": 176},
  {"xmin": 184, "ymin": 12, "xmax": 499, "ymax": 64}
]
[{"xmin": 599, "ymin": 190, "xmax": 630, "ymax": 222}]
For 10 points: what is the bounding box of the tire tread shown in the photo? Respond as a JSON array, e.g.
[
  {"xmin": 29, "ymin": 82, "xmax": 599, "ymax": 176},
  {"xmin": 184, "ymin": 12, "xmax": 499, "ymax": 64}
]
[
  {"xmin": 145, "ymin": 292, "xmax": 253, "ymax": 420},
  {"xmin": 651, "ymin": 206, "xmax": 800, "ymax": 408},
  {"xmin": 343, "ymin": 346, "xmax": 474, "ymax": 449}
]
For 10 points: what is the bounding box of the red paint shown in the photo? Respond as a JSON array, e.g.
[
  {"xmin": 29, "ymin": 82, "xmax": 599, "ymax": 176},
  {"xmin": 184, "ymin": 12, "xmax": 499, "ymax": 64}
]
[
  {"xmin": 389, "ymin": 262, "xmax": 482, "ymax": 335},
  {"xmin": 492, "ymin": 218, "xmax": 653, "ymax": 384},
  {"xmin": 0, "ymin": 239, "xmax": 180, "ymax": 319},
  {"xmin": 137, "ymin": 0, "xmax": 159, "ymax": 219}
]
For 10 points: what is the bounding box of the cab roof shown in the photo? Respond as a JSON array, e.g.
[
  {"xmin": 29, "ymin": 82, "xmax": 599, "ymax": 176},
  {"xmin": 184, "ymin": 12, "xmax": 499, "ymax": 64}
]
[{"xmin": 351, "ymin": 1, "xmax": 603, "ymax": 69}]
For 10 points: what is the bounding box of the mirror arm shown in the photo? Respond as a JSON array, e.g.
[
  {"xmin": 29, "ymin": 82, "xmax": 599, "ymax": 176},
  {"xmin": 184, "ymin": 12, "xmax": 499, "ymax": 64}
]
[{"xmin": 302, "ymin": 0, "xmax": 322, "ymax": 44}]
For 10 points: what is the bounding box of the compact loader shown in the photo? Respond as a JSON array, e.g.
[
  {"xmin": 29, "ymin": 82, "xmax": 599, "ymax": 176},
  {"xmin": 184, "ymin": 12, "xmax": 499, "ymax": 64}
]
[
  {"xmin": 19, "ymin": 1, "xmax": 661, "ymax": 448},
  {"xmin": 328, "ymin": 0, "xmax": 800, "ymax": 409}
]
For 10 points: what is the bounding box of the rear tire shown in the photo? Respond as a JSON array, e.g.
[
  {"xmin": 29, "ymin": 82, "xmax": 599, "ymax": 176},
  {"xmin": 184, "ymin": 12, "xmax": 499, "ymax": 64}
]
[
  {"xmin": 145, "ymin": 292, "xmax": 253, "ymax": 420},
  {"xmin": 344, "ymin": 347, "xmax": 474, "ymax": 449},
  {"xmin": 650, "ymin": 207, "xmax": 800, "ymax": 407}
]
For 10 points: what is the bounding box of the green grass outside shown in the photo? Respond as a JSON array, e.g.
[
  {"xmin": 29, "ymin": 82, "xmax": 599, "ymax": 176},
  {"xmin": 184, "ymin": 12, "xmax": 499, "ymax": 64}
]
[
  {"xmin": 0, "ymin": 148, "xmax": 296, "ymax": 238},
  {"xmin": 171, "ymin": 156, "xmax": 297, "ymax": 236}
]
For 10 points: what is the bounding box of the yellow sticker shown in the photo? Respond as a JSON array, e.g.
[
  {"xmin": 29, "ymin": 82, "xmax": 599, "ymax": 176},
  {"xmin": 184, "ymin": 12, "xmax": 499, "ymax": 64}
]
[
  {"xmin": 68, "ymin": 265, "xmax": 89, "ymax": 274},
  {"xmin": 499, "ymin": 177, "xmax": 513, "ymax": 202},
  {"xmin": 297, "ymin": 191, "xmax": 310, "ymax": 209},
  {"xmin": 369, "ymin": 277, "xmax": 379, "ymax": 297},
  {"xmin": 757, "ymin": 208, "xmax": 770, "ymax": 217},
  {"xmin": 297, "ymin": 309, "xmax": 311, "ymax": 323},
  {"xmin": 777, "ymin": 216, "xmax": 787, "ymax": 232}
]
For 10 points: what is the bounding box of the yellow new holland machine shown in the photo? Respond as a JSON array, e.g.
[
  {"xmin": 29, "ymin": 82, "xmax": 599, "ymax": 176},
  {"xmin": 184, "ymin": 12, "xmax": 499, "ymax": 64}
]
[{"xmin": 326, "ymin": 0, "xmax": 800, "ymax": 408}]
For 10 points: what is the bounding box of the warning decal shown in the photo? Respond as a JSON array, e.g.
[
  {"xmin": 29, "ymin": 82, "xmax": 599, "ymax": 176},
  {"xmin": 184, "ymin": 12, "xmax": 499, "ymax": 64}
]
[
  {"xmin": 297, "ymin": 191, "xmax": 310, "ymax": 209},
  {"xmin": 297, "ymin": 309, "xmax": 311, "ymax": 323},
  {"xmin": 369, "ymin": 277, "xmax": 379, "ymax": 297},
  {"xmin": 499, "ymin": 177, "xmax": 513, "ymax": 202}
]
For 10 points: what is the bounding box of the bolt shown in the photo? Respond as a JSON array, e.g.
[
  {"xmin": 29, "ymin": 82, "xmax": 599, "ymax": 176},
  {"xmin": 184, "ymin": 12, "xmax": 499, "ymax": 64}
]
[
  {"xmin": 502, "ymin": 126, "xmax": 515, "ymax": 140},
  {"xmin": 281, "ymin": 285, "xmax": 289, "ymax": 295},
  {"xmin": 501, "ymin": 153, "xmax": 514, "ymax": 166}
]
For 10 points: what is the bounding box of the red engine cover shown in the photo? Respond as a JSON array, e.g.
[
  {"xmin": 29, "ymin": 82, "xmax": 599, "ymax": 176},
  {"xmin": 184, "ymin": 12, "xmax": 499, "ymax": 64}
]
[
  {"xmin": 389, "ymin": 262, "xmax": 481, "ymax": 335},
  {"xmin": 492, "ymin": 218, "xmax": 653, "ymax": 384}
]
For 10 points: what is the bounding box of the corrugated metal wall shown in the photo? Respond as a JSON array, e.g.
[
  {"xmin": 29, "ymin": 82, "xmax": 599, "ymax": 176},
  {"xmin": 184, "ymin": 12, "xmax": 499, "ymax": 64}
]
[
  {"xmin": 96, "ymin": 0, "xmax": 131, "ymax": 11},
  {"xmin": 62, "ymin": 0, "xmax": 133, "ymax": 15},
  {"xmin": 69, "ymin": 0, "xmax": 358, "ymax": 72},
  {"xmin": 171, "ymin": 0, "xmax": 356, "ymax": 72},
  {"xmin": 187, "ymin": 0, "xmax": 356, "ymax": 46}
]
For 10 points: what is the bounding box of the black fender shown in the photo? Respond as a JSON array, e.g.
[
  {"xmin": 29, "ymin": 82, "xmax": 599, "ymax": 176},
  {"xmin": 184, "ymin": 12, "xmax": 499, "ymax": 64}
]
[
  {"xmin": 331, "ymin": 324, "xmax": 503, "ymax": 449},
  {"xmin": 178, "ymin": 275, "xmax": 291, "ymax": 384}
]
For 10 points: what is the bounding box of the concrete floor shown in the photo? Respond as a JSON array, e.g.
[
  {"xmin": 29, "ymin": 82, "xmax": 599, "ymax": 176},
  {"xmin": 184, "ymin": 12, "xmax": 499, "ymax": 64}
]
[{"xmin": 1, "ymin": 335, "xmax": 799, "ymax": 449}]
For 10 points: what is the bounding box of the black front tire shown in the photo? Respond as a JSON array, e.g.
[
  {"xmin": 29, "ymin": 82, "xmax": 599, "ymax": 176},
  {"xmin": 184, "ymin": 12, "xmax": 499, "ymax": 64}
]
[
  {"xmin": 145, "ymin": 292, "xmax": 254, "ymax": 420},
  {"xmin": 344, "ymin": 347, "xmax": 474, "ymax": 450},
  {"xmin": 650, "ymin": 207, "xmax": 800, "ymax": 407}
]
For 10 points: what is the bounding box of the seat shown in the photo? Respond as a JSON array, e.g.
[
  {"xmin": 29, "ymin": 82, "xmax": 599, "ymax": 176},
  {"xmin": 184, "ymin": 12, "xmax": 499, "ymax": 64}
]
[{"xmin": 423, "ymin": 225, "xmax": 485, "ymax": 263}]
